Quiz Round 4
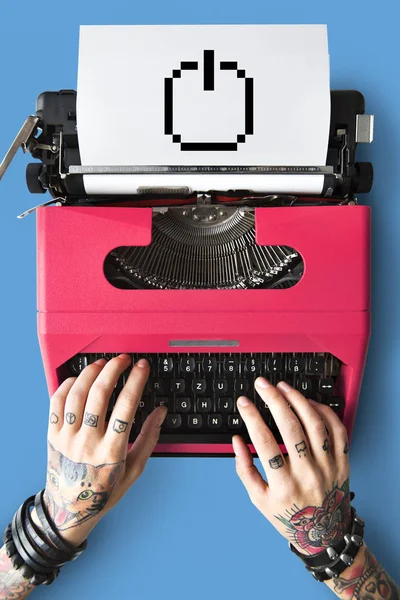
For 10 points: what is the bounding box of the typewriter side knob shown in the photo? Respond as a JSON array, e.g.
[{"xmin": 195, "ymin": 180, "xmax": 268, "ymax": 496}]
[
  {"xmin": 26, "ymin": 163, "xmax": 46, "ymax": 194},
  {"xmin": 353, "ymin": 162, "xmax": 374, "ymax": 194}
]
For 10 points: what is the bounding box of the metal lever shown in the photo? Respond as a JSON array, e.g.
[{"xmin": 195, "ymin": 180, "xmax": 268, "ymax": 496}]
[
  {"xmin": 17, "ymin": 196, "xmax": 65, "ymax": 219},
  {"xmin": 0, "ymin": 116, "xmax": 40, "ymax": 181}
]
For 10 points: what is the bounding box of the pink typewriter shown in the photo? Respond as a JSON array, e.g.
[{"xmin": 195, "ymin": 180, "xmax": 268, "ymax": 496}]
[{"xmin": 0, "ymin": 25, "xmax": 374, "ymax": 456}]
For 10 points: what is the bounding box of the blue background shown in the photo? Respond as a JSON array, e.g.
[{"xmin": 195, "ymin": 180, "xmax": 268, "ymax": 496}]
[{"xmin": 0, "ymin": 1, "xmax": 399, "ymax": 598}]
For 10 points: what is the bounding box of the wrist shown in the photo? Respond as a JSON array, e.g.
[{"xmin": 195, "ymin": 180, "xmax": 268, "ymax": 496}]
[
  {"xmin": 293, "ymin": 518, "xmax": 353, "ymax": 557},
  {"xmin": 324, "ymin": 544, "xmax": 368, "ymax": 595},
  {"xmin": 290, "ymin": 506, "xmax": 364, "ymax": 582},
  {"xmin": 30, "ymin": 507, "xmax": 88, "ymax": 548}
]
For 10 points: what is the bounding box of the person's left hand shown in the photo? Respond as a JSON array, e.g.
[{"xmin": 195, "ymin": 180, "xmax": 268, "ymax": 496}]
[{"xmin": 33, "ymin": 354, "xmax": 166, "ymax": 547}]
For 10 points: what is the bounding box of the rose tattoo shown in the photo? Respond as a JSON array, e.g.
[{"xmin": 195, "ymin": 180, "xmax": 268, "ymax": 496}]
[{"xmin": 275, "ymin": 479, "xmax": 351, "ymax": 554}]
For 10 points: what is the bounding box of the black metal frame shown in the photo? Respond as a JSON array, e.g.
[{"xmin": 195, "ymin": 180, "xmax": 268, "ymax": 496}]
[{"xmin": 26, "ymin": 89, "xmax": 373, "ymax": 199}]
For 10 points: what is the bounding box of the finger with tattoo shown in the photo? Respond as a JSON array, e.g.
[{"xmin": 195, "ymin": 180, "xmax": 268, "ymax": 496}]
[
  {"xmin": 105, "ymin": 358, "xmax": 150, "ymax": 448},
  {"xmin": 62, "ymin": 358, "xmax": 108, "ymax": 429},
  {"xmin": 306, "ymin": 400, "xmax": 350, "ymax": 465},
  {"xmin": 235, "ymin": 395, "xmax": 285, "ymax": 478},
  {"xmin": 274, "ymin": 382, "xmax": 336, "ymax": 461},
  {"xmin": 82, "ymin": 354, "xmax": 132, "ymax": 432},
  {"xmin": 48, "ymin": 376, "xmax": 76, "ymax": 432},
  {"xmin": 253, "ymin": 379, "xmax": 311, "ymax": 464}
]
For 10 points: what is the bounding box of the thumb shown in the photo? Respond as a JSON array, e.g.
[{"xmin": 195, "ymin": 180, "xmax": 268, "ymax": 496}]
[{"xmin": 124, "ymin": 407, "xmax": 167, "ymax": 485}]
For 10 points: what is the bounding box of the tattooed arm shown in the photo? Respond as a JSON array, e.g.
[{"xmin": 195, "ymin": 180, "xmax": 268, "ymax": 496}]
[
  {"xmin": 0, "ymin": 547, "xmax": 34, "ymax": 599},
  {"xmin": 326, "ymin": 545, "xmax": 399, "ymax": 599},
  {"xmin": 0, "ymin": 355, "xmax": 167, "ymax": 597},
  {"xmin": 232, "ymin": 379, "xmax": 399, "ymax": 600}
]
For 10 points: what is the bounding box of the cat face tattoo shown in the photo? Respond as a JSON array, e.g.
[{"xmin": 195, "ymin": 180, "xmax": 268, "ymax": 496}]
[{"xmin": 45, "ymin": 442, "xmax": 124, "ymax": 530}]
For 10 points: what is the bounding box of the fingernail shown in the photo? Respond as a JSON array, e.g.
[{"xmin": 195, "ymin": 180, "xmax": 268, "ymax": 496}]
[
  {"xmin": 277, "ymin": 381, "xmax": 291, "ymax": 392},
  {"xmin": 255, "ymin": 377, "xmax": 271, "ymax": 389},
  {"xmin": 118, "ymin": 353, "xmax": 131, "ymax": 360},
  {"xmin": 135, "ymin": 358, "xmax": 149, "ymax": 368},
  {"xmin": 94, "ymin": 358, "xmax": 107, "ymax": 365},
  {"xmin": 237, "ymin": 396, "xmax": 250, "ymax": 407}
]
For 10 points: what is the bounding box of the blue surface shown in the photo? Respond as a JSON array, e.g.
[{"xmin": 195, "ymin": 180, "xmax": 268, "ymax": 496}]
[{"xmin": 1, "ymin": 2, "xmax": 399, "ymax": 599}]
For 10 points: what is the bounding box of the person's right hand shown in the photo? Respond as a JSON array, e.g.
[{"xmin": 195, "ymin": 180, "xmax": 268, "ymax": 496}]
[
  {"xmin": 232, "ymin": 378, "xmax": 351, "ymax": 556},
  {"xmin": 32, "ymin": 354, "xmax": 166, "ymax": 547}
]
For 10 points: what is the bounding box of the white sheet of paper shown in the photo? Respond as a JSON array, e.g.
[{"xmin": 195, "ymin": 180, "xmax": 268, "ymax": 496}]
[{"xmin": 77, "ymin": 24, "xmax": 330, "ymax": 194}]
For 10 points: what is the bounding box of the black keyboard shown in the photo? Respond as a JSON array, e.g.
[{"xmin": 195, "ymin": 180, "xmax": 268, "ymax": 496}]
[{"xmin": 66, "ymin": 352, "xmax": 343, "ymax": 446}]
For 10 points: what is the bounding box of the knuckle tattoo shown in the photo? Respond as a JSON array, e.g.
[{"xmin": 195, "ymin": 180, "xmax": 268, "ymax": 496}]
[
  {"xmin": 295, "ymin": 440, "xmax": 307, "ymax": 458},
  {"xmin": 322, "ymin": 438, "xmax": 330, "ymax": 454},
  {"xmin": 269, "ymin": 455, "xmax": 284, "ymax": 469},
  {"xmin": 65, "ymin": 412, "xmax": 76, "ymax": 425},
  {"xmin": 84, "ymin": 412, "xmax": 99, "ymax": 428},
  {"xmin": 112, "ymin": 419, "xmax": 128, "ymax": 434},
  {"xmin": 49, "ymin": 413, "xmax": 59, "ymax": 425}
]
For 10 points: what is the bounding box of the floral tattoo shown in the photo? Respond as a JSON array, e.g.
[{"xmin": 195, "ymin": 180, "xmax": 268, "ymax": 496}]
[{"xmin": 275, "ymin": 478, "xmax": 351, "ymax": 554}]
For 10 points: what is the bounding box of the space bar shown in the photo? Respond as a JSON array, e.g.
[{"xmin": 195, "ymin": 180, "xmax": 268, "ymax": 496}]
[{"xmin": 157, "ymin": 432, "xmax": 284, "ymax": 444}]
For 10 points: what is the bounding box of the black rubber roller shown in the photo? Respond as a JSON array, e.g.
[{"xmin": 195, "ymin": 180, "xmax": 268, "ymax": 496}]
[
  {"xmin": 354, "ymin": 162, "xmax": 374, "ymax": 194},
  {"xmin": 26, "ymin": 163, "xmax": 46, "ymax": 194}
]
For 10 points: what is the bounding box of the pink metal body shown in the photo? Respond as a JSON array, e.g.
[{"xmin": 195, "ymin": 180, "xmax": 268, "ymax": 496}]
[{"xmin": 37, "ymin": 205, "xmax": 371, "ymax": 456}]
